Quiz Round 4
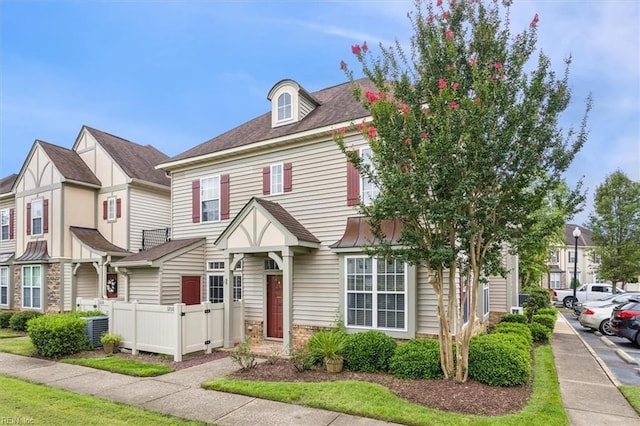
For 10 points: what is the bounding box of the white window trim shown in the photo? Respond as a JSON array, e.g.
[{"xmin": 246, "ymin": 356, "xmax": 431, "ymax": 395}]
[
  {"xmin": 483, "ymin": 283, "xmax": 490, "ymax": 316},
  {"xmin": 549, "ymin": 250, "xmax": 559, "ymax": 264},
  {"xmin": 107, "ymin": 196, "xmax": 117, "ymax": 221},
  {"xmin": 207, "ymin": 262, "xmax": 242, "ymax": 303},
  {"xmin": 22, "ymin": 265, "xmax": 42, "ymax": 309},
  {"xmin": 276, "ymin": 92, "xmax": 293, "ymax": 123},
  {"xmin": 270, "ymin": 163, "xmax": 284, "ymax": 195},
  {"xmin": 0, "ymin": 208, "xmax": 9, "ymax": 241},
  {"xmin": 550, "ymin": 272, "xmax": 561, "ymax": 289},
  {"xmin": 31, "ymin": 198, "xmax": 43, "ymax": 236},
  {"xmin": 359, "ymin": 147, "xmax": 379, "ymax": 205},
  {"xmin": 200, "ymin": 175, "xmax": 221, "ymax": 223},
  {"xmin": 344, "ymin": 255, "xmax": 408, "ymax": 332},
  {"xmin": 0, "ymin": 266, "xmax": 8, "ymax": 306}
]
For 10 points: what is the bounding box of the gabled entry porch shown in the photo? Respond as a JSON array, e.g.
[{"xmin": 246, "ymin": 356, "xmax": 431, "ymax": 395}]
[{"xmin": 215, "ymin": 197, "xmax": 320, "ymax": 354}]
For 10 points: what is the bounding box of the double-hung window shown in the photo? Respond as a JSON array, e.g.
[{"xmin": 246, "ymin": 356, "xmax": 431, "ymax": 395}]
[
  {"xmin": 0, "ymin": 209, "xmax": 9, "ymax": 240},
  {"xmin": 270, "ymin": 164, "xmax": 283, "ymax": 195},
  {"xmin": 568, "ymin": 251, "xmax": 576, "ymax": 264},
  {"xmin": 360, "ymin": 147, "xmax": 379, "ymax": 205},
  {"xmin": 549, "ymin": 250, "xmax": 559, "ymax": 264},
  {"xmin": 201, "ymin": 176, "xmax": 220, "ymax": 222},
  {"xmin": 107, "ymin": 197, "xmax": 117, "ymax": 221},
  {"xmin": 277, "ymin": 92, "xmax": 292, "ymax": 122},
  {"xmin": 22, "ymin": 265, "xmax": 41, "ymax": 309},
  {"xmin": 550, "ymin": 272, "xmax": 561, "ymax": 289},
  {"xmin": 0, "ymin": 266, "xmax": 8, "ymax": 306},
  {"xmin": 345, "ymin": 257, "xmax": 406, "ymax": 330},
  {"xmin": 207, "ymin": 261, "xmax": 242, "ymax": 303},
  {"xmin": 31, "ymin": 199, "xmax": 43, "ymax": 235}
]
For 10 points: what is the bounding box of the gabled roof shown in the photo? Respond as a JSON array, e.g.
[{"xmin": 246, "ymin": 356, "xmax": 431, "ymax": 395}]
[
  {"xmin": 565, "ymin": 224, "xmax": 594, "ymax": 247},
  {"xmin": 112, "ymin": 237, "xmax": 205, "ymax": 267},
  {"xmin": 38, "ymin": 141, "xmax": 102, "ymax": 186},
  {"xmin": 69, "ymin": 226, "xmax": 130, "ymax": 256},
  {"xmin": 166, "ymin": 78, "xmax": 373, "ymax": 164},
  {"xmin": 254, "ymin": 198, "xmax": 321, "ymax": 244},
  {"xmin": 0, "ymin": 174, "xmax": 17, "ymax": 195},
  {"xmin": 83, "ymin": 126, "xmax": 170, "ymax": 187}
]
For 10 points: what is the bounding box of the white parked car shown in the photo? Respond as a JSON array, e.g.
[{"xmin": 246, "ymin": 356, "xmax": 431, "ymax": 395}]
[
  {"xmin": 578, "ymin": 303, "xmax": 620, "ymax": 336},
  {"xmin": 573, "ymin": 292, "xmax": 640, "ymax": 317}
]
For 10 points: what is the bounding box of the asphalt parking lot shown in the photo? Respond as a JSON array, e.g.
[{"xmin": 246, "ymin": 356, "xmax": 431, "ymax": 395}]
[{"xmin": 563, "ymin": 312, "xmax": 640, "ymax": 387}]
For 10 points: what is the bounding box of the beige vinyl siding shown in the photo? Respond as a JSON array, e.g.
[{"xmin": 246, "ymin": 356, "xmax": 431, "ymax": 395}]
[
  {"xmin": 237, "ymin": 255, "xmax": 263, "ymax": 321},
  {"xmin": 299, "ymin": 96, "xmax": 315, "ymax": 120},
  {"xmin": 129, "ymin": 187, "xmax": 171, "ymax": 252},
  {"xmin": 97, "ymin": 188, "xmax": 128, "ymax": 251},
  {"xmin": 160, "ymin": 245, "xmax": 205, "ymax": 304},
  {"xmin": 0, "ymin": 199, "xmax": 16, "ymax": 253},
  {"xmin": 62, "ymin": 186, "xmax": 96, "ymax": 258},
  {"xmin": 488, "ymin": 275, "xmax": 507, "ymax": 313},
  {"xmin": 171, "ymin": 135, "xmax": 366, "ymax": 327},
  {"xmin": 63, "ymin": 262, "xmax": 73, "ymax": 310},
  {"xmin": 416, "ymin": 266, "xmax": 443, "ymax": 336},
  {"xmin": 128, "ymin": 269, "xmax": 161, "ymax": 304},
  {"xmin": 76, "ymin": 263, "xmax": 98, "ymax": 299}
]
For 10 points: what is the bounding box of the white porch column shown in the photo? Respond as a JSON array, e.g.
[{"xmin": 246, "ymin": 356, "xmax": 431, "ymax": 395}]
[
  {"xmin": 223, "ymin": 251, "xmax": 234, "ymax": 348},
  {"xmin": 282, "ymin": 247, "xmax": 293, "ymax": 355}
]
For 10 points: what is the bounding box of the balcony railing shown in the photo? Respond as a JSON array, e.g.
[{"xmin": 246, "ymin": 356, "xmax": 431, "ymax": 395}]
[{"xmin": 141, "ymin": 227, "xmax": 171, "ymax": 251}]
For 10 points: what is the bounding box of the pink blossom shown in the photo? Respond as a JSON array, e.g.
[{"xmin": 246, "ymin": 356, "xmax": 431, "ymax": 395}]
[
  {"xmin": 452, "ymin": 82, "xmax": 459, "ymax": 90},
  {"xmin": 362, "ymin": 41, "xmax": 368, "ymax": 52},
  {"xmin": 339, "ymin": 127, "xmax": 346, "ymax": 134},
  {"xmin": 421, "ymin": 132, "xmax": 429, "ymax": 139},
  {"xmin": 443, "ymin": 11, "xmax": 450, "ymax": 20},
  {"xmin": 498, "ymin": 74, "xmax": 505, "ymax": 80},
  {"xmin": 530, "ymin": 13, "xmax": 539, "ymax": 28},
  {"xmin": 368, "ymin": 125, "xmax": 378, "ymax": 138},
  {"xmin": 474, "ymin": 97, "xmax": 481, "ymax": 104},
  {"xmin": 450, "ymin": 0, "xmax": 457, "ymax": 8},
  {"xmin": 352, "ymin": 44, "xmax": 361, "ymax": 55},
  {"xmin": 357, "ymin": 122, "xmax": 365, "ymax": 131},
  {"xmin": 438, "ymin": 78, "xmax": 447, "ymax": 90},
  {"xmin": 468, "ymin": 57, "xmax": 477, "ymax": 66},
  {"xmin": 428, "ymin": 14, "xmax": 434, "ymax": 24},
  {"xmin": 365, "ymin": 90, "xmax": 379, "ymax": 103},
  {"xmin": 402, "ymin": 164, "xmax": 409, "ymax": 173},
  {"xmin": 340, "ymin": 60, "xmax": 347, "ymax": 70},
  {"xmin": 437, "ymin": 0, "xmax": 442, "ymax": 6},
  {"xmin": 400, "ymin": 103, "xmax": 410, "ymax": 117},
  {"xmin": 449, "ymin": 101, "xmax": 460, "ymax": 109},
  {"xmin": 445, "ymin": 28, "xmax": 454, "ymax": 39},
  {"xmin": 494, "ymin": 62, "xmax": 503, "ymax": 71},
  {"xmin": 404, "ymin": 137, "xmax": 412, "ymax": 145}
]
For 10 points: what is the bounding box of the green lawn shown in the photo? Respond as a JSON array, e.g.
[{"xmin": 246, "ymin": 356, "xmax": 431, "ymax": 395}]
[
  {"xmin": 0, "ymin": 336, "xmax": 35, "ymax": 356},
  {"xmin": 0, "ymin": 374, "xmax": 207, "ymax": 425},
  {"xmin": 62, "ymin": 357, "xmax": 174, "ymax": 376},
  {"xmin": 0, "ymin": 331, "xmax": 22, "ymax": 339},
  {"xmin": 620, "ymin": 385, "xmax": 640, "ymax": 415},
  {"xmin": 204, "ymin": 345, "xmax": 568, "ymax": 425}
]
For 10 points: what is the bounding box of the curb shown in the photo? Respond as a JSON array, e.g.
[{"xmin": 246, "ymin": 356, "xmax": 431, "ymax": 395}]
[{"xmin": 598, "ymin": 333, "xmax": 640, "ymax": 365}]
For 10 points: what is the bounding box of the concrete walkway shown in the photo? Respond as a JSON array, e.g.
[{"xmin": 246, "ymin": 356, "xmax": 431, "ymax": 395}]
[
  {"xmin": 1, "ymin": 316, "xmax": 639, "ymax": 425},
  {"xmin": 551, "ymin": 314, "xmax": 640, "ymax": 425}
]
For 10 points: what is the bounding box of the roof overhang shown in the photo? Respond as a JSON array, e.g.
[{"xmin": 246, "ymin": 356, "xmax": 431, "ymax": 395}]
[
  {"xmin": 330, "ymin": 217, "xmax": 404, "ymax": 252},
  {"xmin": 0, "ymin": 252, "xmax": 15, "ymax": 263},
  {"xmin": 16, "ymin": 241, "xmax": 50, "ymax": 262},
  {"xmin": 112, "ymin": 238, "xmax": 205, "ymax": 268}
]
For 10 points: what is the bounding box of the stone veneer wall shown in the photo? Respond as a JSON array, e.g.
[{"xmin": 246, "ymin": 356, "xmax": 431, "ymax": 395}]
[
  {"xmin": 245, "ymin": 320, "xmax": 263, "ymax": 343},
  {"xmin": 12, "ymin": 262, "xmax": 61, "ymax": 312},
  {"xmin": 13, "ymin": 267, "xmax": 21, "ymax": 309}
]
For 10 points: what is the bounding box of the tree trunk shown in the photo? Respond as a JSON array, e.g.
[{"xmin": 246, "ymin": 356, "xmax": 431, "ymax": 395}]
[{"xmin": 434, "ymin": 267, "xmax": 454, "ymax": 379}]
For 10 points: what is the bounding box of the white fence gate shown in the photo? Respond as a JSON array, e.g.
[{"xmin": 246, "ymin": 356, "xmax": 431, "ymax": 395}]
[{"xmin": 76, "ymin": 298, "xmax": 244, "ymax": 361}]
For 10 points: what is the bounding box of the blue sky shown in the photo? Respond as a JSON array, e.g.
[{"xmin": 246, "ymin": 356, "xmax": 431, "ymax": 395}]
[{"xmin": 1, "ymin": 0, "xmax": 638, "ymax": 225}]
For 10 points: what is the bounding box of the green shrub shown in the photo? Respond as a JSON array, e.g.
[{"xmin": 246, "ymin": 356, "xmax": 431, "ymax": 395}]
[
  {"xmin": 469, "ymin": 334, "xmax": 531, "ymax": 386},
  {"xmin": 523, "ymin": 286, "xmax": 551, "ymax": 320},
  {"xmin": 499, "ymin": 313, "xmax": 528, "ymax": 324},
  {"xmin": 0, "ymin": 311, "xmax": 15, "ymax": 329},
  {"xmin": 27, "ymin": 314, "xmax": 89, "ymax": 358},
  {"xmin": 492, "ymin": 322, "xmax": 533, "ymax": 347},
  {"xmin": 75, "ymin": 310, "xmax": 107, "ymax": 318},
  {"xmin": 529, "ymin": 322, "xmax": 551, "ymax": 343},
  {"xmin": 9, "ymin": 311, "xmax": 42, "ymax": 331},
  {"xmin": 389, "ymin": 338, "xmax": 443, "ymax": 379},
  {"xmin": 343, "ymin": 330, "xmax": 397, "ymax": 373},
  {"xmin": 532, "ymin": 314, "xmax": 556, "ymax": 332},
  {"xmin": 487, "ymin": 332, "xmax": 531, "ymax": 353},
  {"xmin": 536, "ymin": 307, "xmax": 558, "ymax": 318}
]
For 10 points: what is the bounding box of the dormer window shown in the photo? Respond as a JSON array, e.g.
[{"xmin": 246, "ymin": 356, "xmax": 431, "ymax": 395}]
[{"xmin": 277, "ymin": 93, "xmax": 292, "ymax": 122}]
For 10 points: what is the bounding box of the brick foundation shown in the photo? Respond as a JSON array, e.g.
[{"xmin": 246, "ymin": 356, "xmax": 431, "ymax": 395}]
[{"xmin": 244, "ymin": 320, "xmax": 263, "ymax": 343}]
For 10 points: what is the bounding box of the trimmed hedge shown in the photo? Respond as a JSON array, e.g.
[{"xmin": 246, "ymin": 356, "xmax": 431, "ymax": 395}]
[
  {"xmin": 469, "ymin": 333, "xmax": 531, "ymax": 386},
  {"xmin": 530, "ymin": 322, "xmax": 551, "ymax": 343},
  {"xmin": 499, "ymin": 313, "xmax": 528, "ymax": 324},
  {"xmin": 75, "ymin": 310, "xmax": 107, "ymax": 318},
  {"xmin": 343, "ymin": 330, "xmax": 397, "ymax": 373},
  {"xmin": 389, "ymin": 338, "xmax": 443, "ymax": 379},
  {"xmin": 27, "ymin": 313, "xmax": 89, "ymax": 358},
  {"xmin": 536, "ymin": 307, "xmax": 558, "ymax": 318},
  {"xmin": 492, "ymin": 322, "xmax": 533, "ymax": 348},
  {"xmin": 9, "ymin": 311, "xmax": 42, "ymax": 331},
  {"xmin": 533, "ymin": 314, "xmax": 556, "ymax": 332},
  {"xmin": 0, "ymin": 311, "xmax": 14, "ymax": 329}
]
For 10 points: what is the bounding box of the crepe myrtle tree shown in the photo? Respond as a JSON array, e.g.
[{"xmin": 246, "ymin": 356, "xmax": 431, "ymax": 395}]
[{"xmin": 335, "ymin": 0, "xmax": 590, "ymax": 382}]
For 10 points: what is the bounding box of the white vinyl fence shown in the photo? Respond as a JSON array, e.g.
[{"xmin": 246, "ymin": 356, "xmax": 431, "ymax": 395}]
[{"xmin": 76, "ymin": 298, "xmax": 244, "ymax": 361}]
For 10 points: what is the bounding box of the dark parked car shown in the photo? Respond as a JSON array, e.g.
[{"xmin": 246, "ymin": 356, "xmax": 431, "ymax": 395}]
[{"xmin": 610, "ymin": 298, "xmax": 640, "ymax": 346}]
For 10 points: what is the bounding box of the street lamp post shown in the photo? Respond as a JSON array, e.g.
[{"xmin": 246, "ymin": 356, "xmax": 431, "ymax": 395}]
[{"xmin": 572, "ymin": 226, "xmax": 581, "ymax": 307}]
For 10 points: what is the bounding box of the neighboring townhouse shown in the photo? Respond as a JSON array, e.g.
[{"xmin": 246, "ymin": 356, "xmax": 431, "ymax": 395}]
[
  {"xmin": 0, "ymin": 174, "xmax": 18, "ymax": 310},
  {"xmin": 114, "ymin": 77, "xmax": 519, "ymax": 353},
  {"xmin": 544, "ymin": 224, "xmax": 601, "ymax": 289},
  {"xmin": 7, "ymin": 125, "xmax": 170, "ymax": 313}
]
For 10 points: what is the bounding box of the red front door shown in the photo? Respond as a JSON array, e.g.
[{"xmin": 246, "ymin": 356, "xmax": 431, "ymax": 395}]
[
  {"xmin": 181, "ymin": 276, "xmax": 201, "ymax": 305},
  {"xmin": 266, "ymin": 275, "xmax": 283, "ymax": 339}
]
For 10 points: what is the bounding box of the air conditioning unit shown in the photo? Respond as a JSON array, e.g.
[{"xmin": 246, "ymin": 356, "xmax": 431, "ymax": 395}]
[
  {"xmin": 83, "ymin": 316, "xmax": 109, "ymax": 348},
  {"xmin": 510, "ymin": 306, "xmax": 524, "ymax": 315}
]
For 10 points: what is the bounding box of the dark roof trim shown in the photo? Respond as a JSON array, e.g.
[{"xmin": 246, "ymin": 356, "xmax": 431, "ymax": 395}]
[
  {"xmin": 16, "ymin": 241, "xmax": 50, "ymax": 262},
  {"xmin": 330, "ymin": 217, "xmax": 403, "ymax": 249},
  {"xmin": 112, "ymin": 237, "xmax": 205, "ymax": 267},
  {"xmin": 70, "ymin": 226, "xmax": 130, "ymax": 255}
]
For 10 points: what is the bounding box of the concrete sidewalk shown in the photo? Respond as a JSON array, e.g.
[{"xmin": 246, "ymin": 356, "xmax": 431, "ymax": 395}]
[
  {"xmin": 551, "ymin": 314, "xmax": 640, "ymax": 425},
  {"xmin": 0, "ymin": 352, "xmax": 393, "ymax": 425},
  {"xmin": 2, "ymin": 317, "xmax": 639, "ymax": 425}
]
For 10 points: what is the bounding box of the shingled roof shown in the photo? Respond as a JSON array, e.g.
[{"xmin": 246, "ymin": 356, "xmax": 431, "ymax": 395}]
[
  {"xmin": 70, "ymin": 227, "xmax": 130, "ymax": 255},
  {"xmin": 38, "ymin": 141, "xmax": 102, "ymax": 186},
  {"xmin": 254, "ymin": 198, "xmax": 320, "ymax": 244},
  {"xmin": 113, "ymin": 237, "xmax": 204, "ymax": 264},
  {"xmin": 565, "ymin": 224, "xmax": 595, "ymax": 247},
  {"xmin": 168, "ymin": 78, "xmax": 373, "ymax": 163},
  {"xmin": 0, "ymin": 174, "xmax": 17, "ymax": 195},
  {"xmin": 84, "ymin": 126, "xmax": 170, "ymax": 187}
]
